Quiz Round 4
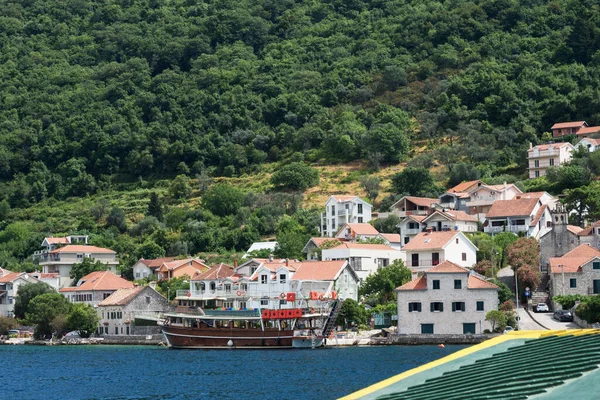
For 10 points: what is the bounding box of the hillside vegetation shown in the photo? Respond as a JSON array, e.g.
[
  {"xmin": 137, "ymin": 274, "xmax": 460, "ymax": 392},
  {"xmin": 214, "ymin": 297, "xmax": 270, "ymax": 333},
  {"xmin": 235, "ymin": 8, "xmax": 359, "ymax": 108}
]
[{"xmin": 1, "ymin": 0, "xmax": 600, "ymax": 273}]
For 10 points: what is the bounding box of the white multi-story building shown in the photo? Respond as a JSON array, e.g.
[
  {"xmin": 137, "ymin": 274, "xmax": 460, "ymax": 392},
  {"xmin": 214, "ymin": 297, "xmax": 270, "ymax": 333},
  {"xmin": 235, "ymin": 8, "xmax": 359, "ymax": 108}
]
[
  {"xmin": 321, "ymin": 243, "xmax": 405, "ymax": 281},
  {"xmin": 0, "ymin": 271, "xmax": 41, "ymax": 317},
  {"xmin": 401, "ymin": 231, "xmax": 478, "ymax": 273},
  {"xmin": 59, "ymin": 271, "xmax": 134, "ymax": 306},
  {"xmin": 527, "ymin": 142, "xmax": 574, "ymax": 179},
  {"xmin": 484, "ymin": 196, "xmax": 552, "ymax": 240},
  {"xmin": 320, "ymin": 196, "xmax": 372, "ymax": 237},
  {"xmin": 396, "ymin": 261, "xmax": 499, "ymax": 334}
]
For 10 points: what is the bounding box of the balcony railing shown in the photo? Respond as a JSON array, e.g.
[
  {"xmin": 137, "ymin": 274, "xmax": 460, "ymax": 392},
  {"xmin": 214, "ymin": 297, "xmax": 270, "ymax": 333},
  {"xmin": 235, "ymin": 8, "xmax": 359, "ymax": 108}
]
[
  {"xmin": 528, "ymin": 161, "xmax": 560, "ymax": 169},
  {"xmin": 484, "ymin": 225, "xmax": 528, "ymax": 234},
  {"xmin": 402, "ymin": 228, "xmax": 422, "ymax": 235},
  {"xmin": 405, "ymin": 259, "xmax": 445, "ymax": 268}
]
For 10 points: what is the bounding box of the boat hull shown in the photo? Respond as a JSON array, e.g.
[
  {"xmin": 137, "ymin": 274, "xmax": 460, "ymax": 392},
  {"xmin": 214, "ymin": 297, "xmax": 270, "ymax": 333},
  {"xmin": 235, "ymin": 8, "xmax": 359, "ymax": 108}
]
[{"xmin": 162, "ymin": 325, "xmax": 294, "ymax": 348}]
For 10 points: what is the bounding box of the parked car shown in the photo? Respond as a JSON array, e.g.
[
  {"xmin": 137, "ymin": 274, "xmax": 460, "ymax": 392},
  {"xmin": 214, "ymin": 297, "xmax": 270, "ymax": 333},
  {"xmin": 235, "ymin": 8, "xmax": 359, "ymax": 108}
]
[
  {"xmin": 63, "ymin": 331, "xmax": 81, "ymax": 338},
  {"xmin": 553, "ymin": 310, "xmax": 573, "ymax": 322},
  {"xmin": 503, "ymin": 326, "xmax": 514, "ymax": 333},
  {"xmin": 535, "ymin": 303, "xmax": 550, "ymax": 313}
]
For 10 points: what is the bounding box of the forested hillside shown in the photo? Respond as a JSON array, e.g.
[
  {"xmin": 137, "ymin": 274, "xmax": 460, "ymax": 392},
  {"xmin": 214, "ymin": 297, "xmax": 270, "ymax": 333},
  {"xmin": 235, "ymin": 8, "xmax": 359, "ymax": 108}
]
[{"xmin": 1, "ymin": 0, "xmax": 600, "ymax": 273}]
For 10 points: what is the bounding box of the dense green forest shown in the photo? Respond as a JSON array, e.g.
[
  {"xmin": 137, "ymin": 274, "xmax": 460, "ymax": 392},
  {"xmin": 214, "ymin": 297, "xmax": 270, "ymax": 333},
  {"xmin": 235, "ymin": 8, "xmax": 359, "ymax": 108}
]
[{"xmin": 1, "ymin": 0, "xmax": 600, "ymax": 274}]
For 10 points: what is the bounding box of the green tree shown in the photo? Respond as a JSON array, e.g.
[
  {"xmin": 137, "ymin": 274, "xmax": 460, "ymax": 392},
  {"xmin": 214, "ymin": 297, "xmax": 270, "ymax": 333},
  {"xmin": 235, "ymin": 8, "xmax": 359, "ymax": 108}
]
[
  {"xmin": 391, "ymin": 167, "xmax": 439, "ymax": 197},
  {"xmin": 553, "ymin": 294, "xmax": 589, "ymax": 310},
  {"xmin": 106, "ymin": 206, "xmax": 127, "ymax": 232},
  {"xmin": 169, "ymin": 174, "xmax": 193, "ymax": 201},
  {"xmin": 485, "ymin": 309, "xmax": 507, "ymax": 332},
  {"xmin": 448, "ymin": 163, "xmax": 481, "ymax": 187},
  {"xmin": 203, "ymin": 183, "xmax": 244, "ymax": 217},
  {"xmin": 359, "ymin": 260, "xmax": 411, "ymax": 304},
  {"xmin": 575, "ymin": 296, "xmax": 600, "ymax": 324},
  {"xmin": 270, "ymin": 162, "xmax": 320, "ymax": 191},
  {"xmin": 26, "ymin": 293, "xmax": 71, "ymax": 339},
  {"xmin": 335, "ymin": 299, "xmax": 368, "ymax": 328},
  {"xmin": 274, "ymin": 215, "xmax": 310, "ymax": 259},
  {"xmin": 158, "ymin": 276, "xmax": 190, "ymax": 301},
  {"xmin": 563, "ymin": 182, "xmax": 600, "ymax": 226},
  {"xmin": 67, "ymin": 303, "xmax": 100, "ymax": 337},
  {"xmin": 506, "ymin": 238, "xmax": 539, "ymax": 269},
  {"xmin": 135, "ymin": 241, "xmax": 166, "ymax": 260},
  {"xmin": 70, "ymin": 257, "xmax": 108, "ymax": 284},
  {"xmin": 363, "ymin": 123, "xmax": 411, "ymax": 163},
  {"xmin": 147, "ymin": 192, "xmax": 164, "ymax": 221},
  {"xmin": 490, "ymin": 279, "xmax": 514, "ymax": 304},
  {"xmin": 370, "ymin": 214, "xmax": 400, "ymax": 233},
  {"xmin": 0, "ymin": 316, "xmax": 18, "ymax": 335},
  {"xmin": 360, "ymin": 176, "xmax": 380, "ymax": 205},
  {"xmin": 14, "ymin": 282, "xmax": 56, "ymax": 319}
]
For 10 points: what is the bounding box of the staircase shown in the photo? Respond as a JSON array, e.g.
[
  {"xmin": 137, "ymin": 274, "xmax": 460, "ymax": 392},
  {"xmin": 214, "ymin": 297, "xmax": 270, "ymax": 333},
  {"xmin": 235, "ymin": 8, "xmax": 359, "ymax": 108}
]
[{"xmin": 321, "ymin": 299, "xmax": 341, "ymax": 337}]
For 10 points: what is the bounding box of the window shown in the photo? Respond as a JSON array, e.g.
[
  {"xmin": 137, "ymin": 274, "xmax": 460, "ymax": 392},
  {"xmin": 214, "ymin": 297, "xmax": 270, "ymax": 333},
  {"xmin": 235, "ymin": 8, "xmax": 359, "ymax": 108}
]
[
  {"xmin": 241, "ymin": 283, "xmax": 248, "ymax": 291},
  {"xmin": 462, "ymin": 253, "xmax": 467, "ymax": 261},
  {"xmin": 260, "ymin": 298, "xmax": 269, "ymax": 306},
  {"xmin": 593, "ymin": 262, "xmax": 600, "ymax": 270},
  {"xmin": 331, "ymin": 205, "xmax": 335, "ymax": 216},
  {"xmin": 455, "ymin": 238, "xmax": 459, "ymax": 244},
  {"xmin": 280, "ymin": 299, "xmax": 287, "ymax": 305},
  {"xmin": 261, "ymin": 275, "xmax": 268, "ymax": 284},
  {"xmin": 570, "ymin": 279, "xmax": 577, "ymax": 288},
  {"xmin": 200, "ymin": 282, "xmax": 205, "ymax": 292},
  {"xmin": 77, "ymin": 254, "xmax": 83, "ymax": 260},
  {"xmin": 411, "ymin": 253, "xmax": 419, "ymax": 267},
  {"xmin": 358, "ymin": 217, "xmax": 363, "ymax": 223},
  {"xmin": 135, "ymin": 272, "xmax": 140, "ymax": 278},
  {"xmin": 535, "ymin": 171, "xmax": 540, "ymax": 178},
  {"xmin": 224, "ymin": 301, "xmax": 233, "ymax": 308},
  {"xmin": 239, "ymin": 301, "xmax": 247, "ymax": 309},
  {"xmin": 452, "ymin": 302, "xmax": 466, "ymax": 312},
  {"xmin": 549, "ymin": 158, "xmax": 555, "ymax": 166},
  {"xmin": 358, "ymin": 204, "xmax": 363, "ymax": 214},
  {"xmin": 103, "ymin": 293, "xmax": 111, "ymax": 299},
  {"xmin": 404, "ymin": 237, "xmax": 410, "ymax": 244},
  {"xmin": 534, "ymin": 160, "xmax": 539, "ymax": 168},
  {"xmin": 594, "ymin": 280, "xmax": 600, "ymax": 294},
  {"xmin": 251, "ymin": 267, "xmax": 257, "ymax": 274},
  {"xmin": 432, "ymin": 280, "xmax": 440, "ymax": 290},
  {"xmin": 279, "ymin": 274, "xmax": 286, "ymax": 284},
  {"xmin": 432, "ymin": 253, "xmax": 440, "ymax": 265},
  {"xmin": 454, "ymin": 279, "xmax": 462, "ymax": 289},
  {"xmin": 430, "ymin": 302, "xmax": 444, "ymax": 312},
  {"xmin": 408, "ymin": 302, "xmax": 422, "ymax": 312},
  {"xmin": 146, "ymin": 296, "xmax": 151, "ymax": 304},
  {"xmin": 463, "ymin": 323, "xmax": 476, "ymax": 334},
  {"xmin": 476, "ymin": 301, "xmax": 484, "ymax": 311},
  {"xmin": 377, "ymin": 258, "xmax": 389, "ymax": 268},
  {"xmin": 331, "ymin": 219, "xmax": 336, "ymax": 229},
  {"xmin": 224, "ymin": 284, "xmax": 231, "ymax": 293},
  {"xmin": 421, "ymin": 324, "xmax": 434, "ymax": 334}
]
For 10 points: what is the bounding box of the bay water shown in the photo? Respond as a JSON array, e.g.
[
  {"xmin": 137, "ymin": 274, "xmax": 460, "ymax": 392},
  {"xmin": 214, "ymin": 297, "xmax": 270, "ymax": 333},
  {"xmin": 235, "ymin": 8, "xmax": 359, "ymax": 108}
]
[{"xmin": 3, "ymin": 344, "xmax": 467, "ymax": 399}]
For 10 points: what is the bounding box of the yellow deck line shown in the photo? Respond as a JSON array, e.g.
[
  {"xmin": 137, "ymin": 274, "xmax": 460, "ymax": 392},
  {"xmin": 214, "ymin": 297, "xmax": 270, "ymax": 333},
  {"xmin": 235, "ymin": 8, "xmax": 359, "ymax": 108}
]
[{"xmin": 339, "ymin": 330, "xmax": 600, "ymax": 400}]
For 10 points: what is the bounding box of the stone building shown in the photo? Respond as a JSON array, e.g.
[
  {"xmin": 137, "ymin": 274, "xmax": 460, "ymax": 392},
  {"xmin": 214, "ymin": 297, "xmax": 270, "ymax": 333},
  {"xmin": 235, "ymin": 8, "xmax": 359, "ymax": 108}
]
[
  {"xmin": 539, "ymin": 205, "xmax": 582, "ymax": 272},
  {"xmin": 549, "ymin": 245, "xmax": 600, "ymax": 310}
]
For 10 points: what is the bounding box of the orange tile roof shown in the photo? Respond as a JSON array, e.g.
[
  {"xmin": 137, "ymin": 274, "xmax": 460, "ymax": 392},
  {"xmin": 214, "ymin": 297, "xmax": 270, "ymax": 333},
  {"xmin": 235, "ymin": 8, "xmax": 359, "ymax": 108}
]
[
  {"xmin": 330, "ymin": 243, "xmax": 398, "ymax": 251},
  {"xmin": 486, "ymin": 198, "xmax": 539, "ymax": 218},
  {"xmin": 45, "ymin": 237, "xmax": 70, "ymax": 244},
  {"xmin": 157, "ymin": 258, "xmax": 209, "ymax": 272},
  {"xmin": 405, "ymin": 196, "xmax": 437, "ymax": 208},
  {"xmin": 528, "ymin": 142, "xmax": 572, "ymax": 152},
  {"xmin": 32, "ymin": 273, "xmax": 59, "ymax": 279},
  {"xmin": 404, "ymin": 215, "xmax": 426, "ymax": 223},
  {"xmin": 379, "ymin": 233, "xmax": 401, "ymax": 242},
  {"xmin": 530, "ymin": 204, "xmax": 547, "ymax": 227},
  {"xmin": 424, "ymin": 210, "xmax": 478, "ymax": 223},
  {"xmin": 577, "ymin": 127, "xmax": 600, "ymax": 136},
  {"xmin": 549, "ymin": 257, "xmax": 588, "ymax": 273},
  {"xmin": 59, "ymin": 271, "xmax": 134, "ymax": 292},
  {"xmin": 449, "ymin": 180, "xmax": 482, "ymax": 193},
  {"xmin": 519, "ymin": 192, "xmax": 548, "ymax": 199},
  {"xmin": 193, "ymin": 264, "xmax": 236, "ymax": 280},
  {"xmin": 427, "ymin": 261, "xmax": 468, "ymax": 273},
  {"xmin": 567, "ymin": 225, "xmax": 583, "ymax": 235},
  {"xmin": 401, "ymin": 231, "xmax": 460, "ymax": 251},
  {"xmin": 0, "ymin": 272, "xmax": 26, "ymax": 283},
  {"xmin": 291, "ymin": 260, "xmax": 348, "ymax": 281},
  {"xmin": 578, "ymin": 138, "xmax": 600, "ymax": 145},
  {"xmin": 341, "ymin": 223, "xmax": 379, "ymax": 235},
  {"xmin": 396, "ymin": 275, "xmax": 427, "ymax": 291},
  {"xmin": 467, "ymin": 275, "xmax": 499, "ymax": 289},
  {"xmin": 98, "ymin": 287, "xmax": 145, "ymax": 306},
  {"xmin": 551, "ymin": 121, "xmax": 587, "ymax": 129},
  {"xmin": 562, "ymin": 244, "xmax": 600, "ymax": 258},
  {"xmin": 50, "ymin": 245, "xmax": 115, "ymax": 254},
  {"xmin": 309, "ymin": 237, "xmax": 342, "ymax": 247},
  {"xmin": 139, "ymin": 257, "xmax": 176, "ymax": 268},
  {"xmin": 332, "ymin": 195, "xmax": 360, "ymax": 202}
]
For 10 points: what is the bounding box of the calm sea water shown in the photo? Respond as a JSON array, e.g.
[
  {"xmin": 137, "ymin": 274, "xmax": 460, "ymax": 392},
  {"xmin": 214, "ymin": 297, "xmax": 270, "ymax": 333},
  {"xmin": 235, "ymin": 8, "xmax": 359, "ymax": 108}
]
[{"xmin": 3, "ymin": 344, "xmax": 467, "ymax": 400}]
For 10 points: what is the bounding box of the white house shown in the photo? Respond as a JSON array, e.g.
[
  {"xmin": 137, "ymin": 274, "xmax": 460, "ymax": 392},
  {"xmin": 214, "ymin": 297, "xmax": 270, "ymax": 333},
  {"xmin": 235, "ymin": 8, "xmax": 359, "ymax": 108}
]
[
  {"xmin": 397, "ymin": 215, "xmax": 426, "ymax": 247},
  {"xmin": 401, "ymin": 231, "xmax": 478, "ymax": 273},
  {"xmin": 334, "ymin": 223, "xmax": 379, "ymax": 241},
  {"xmin": 377, "ymin": 234, "xmax": 402, "ymax": 250},
  {"xmin": 549, "ymin": 245, "xmax": 600, "ymax": 310},
  {"xmin": 421, "ymin": 210, "xmax": 478, "ymax": 233},
  {"xmin": 396, "ymin": 261, "xmax": 499, "ymax": 334},
  {"xmin": 527, "ymin": 142, "xmax": 574, "ymax": 179},
  {"xmin": 465, "ymin": 183, "xmax": 522, "ymax": 221},
  {"xmin": 291, "ymin": 260, "xmax": 359, "ymax": 302},
  {"xmin": 574, "ymin": 137, "xmax": 600, "ymax": 153},
  {"xmin": 177, "ymin": 263, "xmax": 244, "ymax": 309},
  {"xmin": 59, "ymin": 271, "xmax": 134, "ymax": 306},
  {"xmin": 320, "ymin": 195, "xmax": 372, "ymax": 237},
  {"xmin": 38, "ymin": 244, "xmax": 119, "ymax": 288},
  {"xmin": 302, "ymin": 238, "xmax": 343, "ymax": 261},
  {"xmin": 484, "ymin": 196, "xmax": 552, "ymax": 239},
  {"xmin": 131, "ymin": 257, "xmax": 175, "ymax": 280},
  {"xmin": 0, "ymin": 272, "xmax": 42, "ymax": 317},
  {"xmin": 321, "ymin": 243, "xmax": 405, "ymax": 282}
]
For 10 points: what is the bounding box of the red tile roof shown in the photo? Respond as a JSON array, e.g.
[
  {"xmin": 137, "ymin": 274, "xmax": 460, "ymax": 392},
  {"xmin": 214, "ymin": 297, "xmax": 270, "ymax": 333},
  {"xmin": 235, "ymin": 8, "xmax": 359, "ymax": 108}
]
[
  {"xmin": 578, "ymin": 138, "xmax": 600, "ymax": 146},
  {"xmin": 50, "ymin": 245, "xmax": 115, "ymax": 254},
  {"xmin": 339, "ymin": 223, "xmax": 379, "ymax": 235},
  {"xmin": 0, "ymin": 272, "xmax": 26, "ymax": 283},
  {"xmin": 577, "ymin": 127, "xmax": 600, "ymax": 136},
  {"xmin": 193, "ymin": 264, "xmax": 236, "ymax": 281},
  {"xmin": 528, "ymin": 142, "xmax": 572, "ymax": 152},
  {"xmin": 401, "ymin": 231, "xmax": 460, "ymax": 251},
  {"xmin": 424, "ymin": 210, "xmax": 478, "ymax": 223},
  {"xmin": 139, "ymin": 257, "xmax": 176, "ymax": 268},
  {"xmin": 530, "ymin": 204, "xmax": 547, "ymax": 227},
  {"xmin": 291, "ymin": 260, "xmax": 348, "ymax": 281},
  {"xmin": 45, "ymin": 237, "xmax": 70, "ymax": 244},
  {"xmin": 551, "ymin": 121, "xmax": 587, "ymax": 129},
  {"xmin": 332, "ymin": 195, "xmax": 360, "ymax": 202},
  {"xmin": 379, "ymin": 233, "xmax": 401, "ymax": 243},
  {"xmin": 309, "ymin": 237, "xmax": 343, "ymax": 247},
  {"xmin": 567, "ymin": 225, "xmax": 583, "ymax": 235},
  {"xmin": 549, "ymin": 244, "xmax": 600, "ymax": 273},
  {"xmin": 59, "ymin": 271, "xmax": 134, "ymax": 292},
  {"xmin": 427, "ymin": 261, "xmax": 467, "ymax": 273},
  {"xmin": 330, "ymin": 243, "xmax": 398, "ymax": 251},
  {"xmin": 405, "ymin": 196, "xmax": 437, "ymax": 208},
  {"xmin": 519, "ymin": 192, "xmax": 548, "ymax": 199},
  {"xmin": 562, "ymin": 244, "xmax": 600, "ymax": 259},
  {"xmin": 467, "ymin": 275, "xmax": 499, "ymax": 289},
  {"xmin": 396, "ymin": 275, "xmax": 427, "ymax": 291},
  {"xmin": 404, "ymin": 215, "xmax": 426, "ymax": 223},
  {"xmin": 449, "ymin": 180, "xmax": 482, "ymax": 193},
  {"xmin": 486, "ymin": 198, "xmax": 539, "ymax": 218},
  {"xmin": 98, "ymin": 287, "xmax": 145, "ymax": 306},
  {"xmin": 157, "ymin": 258, "xmax": 209, "ymax": 272}
]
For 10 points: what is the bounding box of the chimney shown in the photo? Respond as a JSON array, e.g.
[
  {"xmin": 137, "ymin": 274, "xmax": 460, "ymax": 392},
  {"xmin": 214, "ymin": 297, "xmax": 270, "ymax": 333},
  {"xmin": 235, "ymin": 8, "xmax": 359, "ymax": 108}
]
[
  {"xmin": 425, "ymin": 227, "xmax": 433, "ymax": 235},
  {"xmin": 285, "ymin": 259, "xmax": 289, "ymax": 267},
  {"xmin": 529, "ymin": 142, "xmax": 533, "ymax": 150},
  {"xmin": 516, "ymin": 195, "xmax": 521, "ymax": 200},
  {"xmin": 234, "ymin": 259, "xmax": 238, "ymax": 268}
]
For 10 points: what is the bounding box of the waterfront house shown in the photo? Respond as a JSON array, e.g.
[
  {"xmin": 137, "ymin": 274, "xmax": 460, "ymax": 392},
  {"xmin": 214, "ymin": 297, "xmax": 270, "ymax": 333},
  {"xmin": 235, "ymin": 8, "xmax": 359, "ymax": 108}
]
[
  {"xmin": 436, "ymin": 191, "xmax": 470, "ymax": 212},
  {"xmin": 484, "ymin": 196, "xmax": 552, "ymax": 239},
  {"xmin": 59, "ymin": 271, "xmax": 134, "ymax": 306},
  {"xmin": 320, "ymin": 195, "xmax": 372, "ymax": 237},
  {"xmin": 0, "ymin": 272, "xmax": 42, "ymax": 317},
  {"xmin": 396, "ymin": 261, "xmax": 499, "ymax": 334},
  {"xmin": 527, "ymin": 142, "xmax": 574, "ymax": 179},
  {"xmin": 156, "ymin": 258, "xmax": 209, "ymax": 281},
  {"xmin": 321, "ymin": 243, "xmax": 405, "ymax": 282},
  {"xmin": 549, "ymin": 244, "xmax": 600, "ymax": 310},
  {"xmin": 131, "ymin": 257, "xmax": 175, "ymax": 280},
  {"xmin": 97, "ymin": 286, "xmax": 168, "ymax": 336},
  {"xmin": 37, "ymin": 243, "xmax": 119, "ymax": 289},
  {"xmin": 574, "ymin": 137, "xmax": 600, "ymax": 153},
  {"xmin": 334, "ymin": 223, "xmax": 380, "ymax": 241},
  {"xmin": 245, "ymin": 261, "xmax": 299, "ymax": 310},
  {"xmin": 551, "ymin": 121, "xmax": 587, "ymax": 138},
  {"xmin": 421, "ymin": 210, "xmax": 478, "ymax": 234},
  {"xmin": 390, "ymin": 196, "xmax": 437, "ymax": 218},
  {"xmin": 177, "ymin": 263, "xmax": 241, "ymax": 309},
  {"xmin": 401, "ymin": 231, "xmax": 478, "ymax": 273},
  {"xmin": 291, "ymin": 260, "xmax": 359, "ymax": 302},
  {"xmin": 397, "ymin": 215, "xmax": 426, "ymax": 247},
  {"xmin": 302, "ymin": 237, "xmax": 343, "ymax": 261}
]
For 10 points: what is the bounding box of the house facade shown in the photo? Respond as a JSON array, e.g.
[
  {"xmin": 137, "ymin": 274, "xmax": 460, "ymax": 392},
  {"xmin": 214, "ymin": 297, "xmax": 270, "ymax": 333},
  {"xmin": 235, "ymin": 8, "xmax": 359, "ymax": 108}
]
[
  {"xmin": 484, "ymin": 197, "xmax": 552, "ymax": 240},
  {"xmin": 390, "ymin": 196, "xmax": 437, "ymax": 218},
  {"xmin": 397, "ymin": 215, "xmax": 426, "ymax": 247},
  {"xmin": 320, "ymin": 195, "xmax": 372, "ymax": 237},
  {"xmin": 334, "ymin": 223, "xmax": 379, "ymax": 241},
  {"xmin": 578, "ymin": 221, "xmax": 600, "ymax": 249},
  {"xmin": 576, "ymin": 126, "xmax": 600, "ymax": 138},
  {"xmin": 0, "ymin": 272, "xmax": 41, "ymax": 317},
  {"xmin": 59, "ymin": 271, "xmax": 134, "ymax": 306},
  {"xmin": 527, "ymin": 142, "xmax": 574, "ymax": 179},
  {"xmin": 396, "ymin": 261, "xmax": 499, "ymax": 334},
  {"xmin": 302, "ymin": 238, "xmax": 343, "ymax": 261},
  {"xmin": 38, "ymin": 244, "xmax": 119, "ymax": 288},
  {"xmin": 377, "ymin": 234, "xmax": 402, "ymax": 250},
  {"xmin": 401, "ymin": 231, "xmax": 478, "ymax": 273},
  {"xmin": 574, "ymin": 138, "xmax": 600, "ymax": 153},
  {"xmin": 321, "ymin": 243, "xmax": 405, "ymax": 281},
  {"xmin": 549, "ymin": 245, "xmax": 600, "ymax": 310},
  {"xmin": 131, "ymin": 257, "xmax": 175, "ymax": 280},
  {"xmin": 97, "ymin": 286, "xmax": 169, "ymax": 336},
  {"xmin": 551, "ymin": 121, "xmax": 587, "ymax": 138},
  {"xmin": 421, "ymin": 210, "xmax": 478, "ymax": 233},
  {"xmin": 156, "ymin": 258, "xmax": 209, "ymax": 281},
  {"xmin": 466, "ymin": 183, "xmax": 522, "ymax": 220},
  {"xmin": 290, "ymin": 260, "xmax": 359, "ymax": 302}
]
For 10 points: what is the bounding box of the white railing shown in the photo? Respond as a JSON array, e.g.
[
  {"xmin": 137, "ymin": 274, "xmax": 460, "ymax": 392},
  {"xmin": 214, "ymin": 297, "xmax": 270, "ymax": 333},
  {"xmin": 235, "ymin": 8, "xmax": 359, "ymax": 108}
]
[
  {"xmin": 402, "ymin": 228, "xmax": 422, "ymax": 235},
  {"xmin": 405, "ymin": 259, "xmax": 445, "ymax": 268},
  {"xmin": 484, "ymin": 225, "xmax": 528, "ymax": 234}
]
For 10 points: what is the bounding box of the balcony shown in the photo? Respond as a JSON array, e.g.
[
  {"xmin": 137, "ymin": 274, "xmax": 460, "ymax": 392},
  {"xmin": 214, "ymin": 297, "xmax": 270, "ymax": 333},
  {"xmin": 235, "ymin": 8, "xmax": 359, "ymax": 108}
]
[
  {"xmin": 466, "ymin": 196, "xmax": 498, "ymax": 207},
  {"xmin": 528, "ymin": 161, "xmax": 559, "ymax": 170},
  {"xmin": 405, "ymin": 259, "xmax": 445, "ymax": 268},
  {"xmin": 484, "ymin": 225, "xmax": 528, "ymax": 234},
  {"xmin": 437, "ymin": 202, "xmax": 456, "ymax": 209},
  {"xmin": 402, "ymin": 228, "xmax": 422, "ymax": 235},
  {"xmin": 177, "ymin": 288, "xmax": 252, "ymax": 300}
]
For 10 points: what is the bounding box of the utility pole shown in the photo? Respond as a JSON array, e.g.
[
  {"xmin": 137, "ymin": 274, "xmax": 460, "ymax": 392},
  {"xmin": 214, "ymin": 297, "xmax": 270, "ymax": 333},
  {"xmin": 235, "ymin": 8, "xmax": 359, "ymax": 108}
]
[
  {"xmin": 514, "ymin": 267, "xmax": 520, "ymax": 331},
  {"xmin": 561, "ymin": 264, "xmax": 565, "ymax": 296}
]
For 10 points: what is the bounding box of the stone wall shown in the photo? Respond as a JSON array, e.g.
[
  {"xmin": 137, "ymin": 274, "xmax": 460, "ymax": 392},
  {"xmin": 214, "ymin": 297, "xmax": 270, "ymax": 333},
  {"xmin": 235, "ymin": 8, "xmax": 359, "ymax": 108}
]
[
  {"xmin": 98, "ymin": 334, "xmax": 164, "ymax": 345},
  {"xmin": 378, "ymin": 334, "xmax": 497, "ymax": 345}
]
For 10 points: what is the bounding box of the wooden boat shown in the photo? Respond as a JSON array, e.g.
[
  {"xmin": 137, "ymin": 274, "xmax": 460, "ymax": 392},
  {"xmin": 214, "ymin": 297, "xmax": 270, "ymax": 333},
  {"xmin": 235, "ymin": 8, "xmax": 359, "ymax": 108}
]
[{"xmin": 161, "ymin": 301, "xmax": 340, "ymax": 349}]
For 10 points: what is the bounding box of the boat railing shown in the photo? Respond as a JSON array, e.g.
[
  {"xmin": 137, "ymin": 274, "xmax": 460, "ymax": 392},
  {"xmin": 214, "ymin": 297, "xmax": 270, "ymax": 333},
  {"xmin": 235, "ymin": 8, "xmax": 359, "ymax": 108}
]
[{"xmin": 202, "ymin": 309, "xmax": 261, "ymax": 318}]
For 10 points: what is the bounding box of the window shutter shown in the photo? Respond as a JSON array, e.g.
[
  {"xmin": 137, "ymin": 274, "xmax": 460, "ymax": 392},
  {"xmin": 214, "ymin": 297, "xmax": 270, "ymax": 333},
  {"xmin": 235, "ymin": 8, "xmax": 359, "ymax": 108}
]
[
  {"xmin": 452, "ymin": 302, "xmax": 456, "ymax": 312},
  {"xmin": 417, "ymin": 303, "xmax": 421, "ymax": 312},
  {"xmin": 430, "ymin": 303, "xmax": 434, "ymax": 312},
  {"xmin": 440, "ymin": 303, "xmax": 444, "ymax": 312}
]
